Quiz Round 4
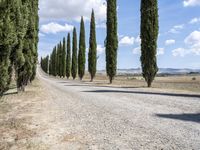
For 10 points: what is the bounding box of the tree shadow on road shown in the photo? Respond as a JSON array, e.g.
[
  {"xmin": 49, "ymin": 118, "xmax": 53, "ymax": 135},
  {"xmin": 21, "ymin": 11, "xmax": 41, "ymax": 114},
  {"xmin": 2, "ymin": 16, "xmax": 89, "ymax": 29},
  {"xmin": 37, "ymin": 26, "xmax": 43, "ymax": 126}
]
[
  {"xmin": 65, "ymin": 84, "xmax": 146, "ymax": 89},
  {"xmin": 155, "ymin": 113, "xmax": 200, "ymax": 123},
  {"xmin": 3, "ymin": 91, "xmax": 18, "ymax": 96},
  {"xmin": 82, "ymin": 90, "xmax": 200, "ymax": 99}
]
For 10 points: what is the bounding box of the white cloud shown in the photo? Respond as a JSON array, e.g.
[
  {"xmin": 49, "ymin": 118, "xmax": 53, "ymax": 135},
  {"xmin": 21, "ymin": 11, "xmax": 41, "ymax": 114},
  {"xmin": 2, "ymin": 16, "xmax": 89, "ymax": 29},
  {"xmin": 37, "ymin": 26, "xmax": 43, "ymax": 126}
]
[
  {"xmin": 132, "ymin": 47, "xmax": 140, "ymax": 54},
  {"xmin": 165, "ymin": 39, "xmax": 176, "ymax": 46},
  {"xmin": 172, "ymin": 48, "xmax": 189, "ymax": 57},
  {"xmin": 40, "ymin": 22, "xmax": 74, "ymax": 34},
  {"xmin": 189, "ymin": 17, "xmax": 200, "ymax": 24},
  {"xmin": 97, "ymin": 44, "xmax": 105, "ymax": 55},
  {"xmin": 132, "ymin": 47, "xmax": 165, "ymax": 56},
  {"xmin": 169, "ymin": 24, "xmax": 184, "ymax": 33},
  {"xmin": 183, "ymin": 0, "xmax": 200, "ymax": 7},
  {"xmin": 184, "ymin": 30, "xmax": 200, "ymax": 44},
  {"xmin": 39, "ymin": 32, "xmax": 45, "ymax": 37},
  {"xmin": 157, "ymin": 48, "xmax": 165, "ymax": 56},
  {"xmin": 172, "ymin": 31, "xmax": 200, "ymax": 57},
  {"xmin": 135, "ymin": 36, "xmax": 141, "ymax": 45},
  {"xmin": 119, "ymin": 36, "xmax": 134, "ymax": 46},
  {"xmin": 87, "ymin": 44, "xmax": 105, "ymax": 55},
  {"xmin": 96, "ymin": 22, "xmax": 106, "ymax": 29},
  {"xmin": 39, "ymin": 0, "xmax": 106, "ymax": 22}
]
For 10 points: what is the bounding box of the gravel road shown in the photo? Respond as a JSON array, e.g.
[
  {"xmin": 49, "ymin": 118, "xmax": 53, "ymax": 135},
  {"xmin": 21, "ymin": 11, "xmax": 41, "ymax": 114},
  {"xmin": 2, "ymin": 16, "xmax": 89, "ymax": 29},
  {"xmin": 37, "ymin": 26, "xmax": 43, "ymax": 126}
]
[{"xmin": 37, "ymin": 70, "xmax": 200, "ymax": 150}]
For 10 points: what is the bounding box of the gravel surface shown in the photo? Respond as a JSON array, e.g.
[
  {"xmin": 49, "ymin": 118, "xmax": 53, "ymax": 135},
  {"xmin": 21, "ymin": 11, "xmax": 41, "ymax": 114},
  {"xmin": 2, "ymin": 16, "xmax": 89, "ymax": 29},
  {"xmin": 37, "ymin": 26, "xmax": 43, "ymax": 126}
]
[{"xmin": 36, "ymin": 70, "xmax": 200, "ymax": 150}]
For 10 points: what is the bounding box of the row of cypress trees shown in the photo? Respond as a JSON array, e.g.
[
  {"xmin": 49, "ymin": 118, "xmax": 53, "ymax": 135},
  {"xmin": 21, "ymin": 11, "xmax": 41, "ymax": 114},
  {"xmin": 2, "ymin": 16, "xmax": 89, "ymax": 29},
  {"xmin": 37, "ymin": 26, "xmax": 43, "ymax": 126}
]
[
  {"xmin": 0, "ymin": 0, "xmax": 39, "ymax": 95},
  {"xmin": 41, "ymin": 10, "xmax": 97, "ymax": 81},
  {"xmin": 41, "ymin": 0, "xmax": 159, "ymax": 87}
]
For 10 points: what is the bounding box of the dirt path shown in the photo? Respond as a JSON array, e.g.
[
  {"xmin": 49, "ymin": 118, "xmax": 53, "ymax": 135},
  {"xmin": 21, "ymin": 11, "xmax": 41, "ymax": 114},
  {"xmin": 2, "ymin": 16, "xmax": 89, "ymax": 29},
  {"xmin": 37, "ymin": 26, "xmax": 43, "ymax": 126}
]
[{"xmin": 0, "ymin": 69, "xmax": 200, "ymax": 150}]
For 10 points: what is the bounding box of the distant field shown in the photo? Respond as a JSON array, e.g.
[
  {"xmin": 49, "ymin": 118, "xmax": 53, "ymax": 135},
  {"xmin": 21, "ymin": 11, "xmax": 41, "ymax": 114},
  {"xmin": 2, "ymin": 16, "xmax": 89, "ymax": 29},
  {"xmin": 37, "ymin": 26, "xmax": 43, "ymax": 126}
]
[{"xmin": 82, "ymin": 73, "xmax": 200, "ymax": 93}]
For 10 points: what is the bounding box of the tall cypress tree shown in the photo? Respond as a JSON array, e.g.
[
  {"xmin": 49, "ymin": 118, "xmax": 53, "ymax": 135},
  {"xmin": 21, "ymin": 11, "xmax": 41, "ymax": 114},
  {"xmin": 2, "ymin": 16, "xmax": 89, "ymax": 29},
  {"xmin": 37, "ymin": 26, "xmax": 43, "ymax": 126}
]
[
  {"xmin": 106, "ymin": 0, "xmax": 118, "ymax": 84},
  {"xmin": 71, "ymin": 27, "xmax": 78, "ymax": 80},
  {"xmin": 88, "ymin": 10, "xmax": 97, "ymax": 82},
  {"xmin": 52, "ymin": 46, "xmax": 57, "ymax": 76},
  {"xmin": 56, "ymin": 42, "xmax": 62, "ymax": 77},
  {"xmin": 140, "ymin": 0, "xmax": 159, "ymax": 87},
  {"xmin": 62, "ymin": 37, "xmax": 66, "ymax": 77},
  {"xmin": 66, "ymin": 33, "xmax": 71, "ymax": 79},
  {"xmin": 17, "ymin": 0, "xmax": 39, "ymax": 91},
  {"xmin": 0, "ymin": 0, "xmax": 39, "ymax": 94},
  {"xmin": 58, "ymin": 42, "xmax": 61, "ymax": 77},
  {"xmin": 41, "ymin": 56, "xmax": 49, "ymax": 73},
  {"xmin": 30, "ymin": 0, "xmax": 39, "ymax": 82},
  {"xmin": 0, "ymin": 1, "xmax": 16, "ymax": 95},
  {"xmin": 78, "ymin": 17, "xmax": 86, "ymax": 80}
]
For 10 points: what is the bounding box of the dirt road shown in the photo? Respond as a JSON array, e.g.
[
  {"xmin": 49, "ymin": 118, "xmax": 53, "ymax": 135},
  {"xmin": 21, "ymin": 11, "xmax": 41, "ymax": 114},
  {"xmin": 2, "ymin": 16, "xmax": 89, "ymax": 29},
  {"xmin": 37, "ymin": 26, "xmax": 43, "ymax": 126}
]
[{"xmin": 1, "ymin": 69, "xmax": 200, "ymax": 149}]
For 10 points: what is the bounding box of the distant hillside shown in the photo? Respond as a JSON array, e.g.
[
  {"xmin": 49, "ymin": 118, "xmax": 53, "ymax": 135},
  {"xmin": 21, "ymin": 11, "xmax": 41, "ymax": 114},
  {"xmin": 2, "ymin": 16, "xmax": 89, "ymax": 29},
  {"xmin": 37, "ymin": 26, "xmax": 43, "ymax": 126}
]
[{"xmin": 97, "ymin": 68, "xmax": 200, "ymax": 75}]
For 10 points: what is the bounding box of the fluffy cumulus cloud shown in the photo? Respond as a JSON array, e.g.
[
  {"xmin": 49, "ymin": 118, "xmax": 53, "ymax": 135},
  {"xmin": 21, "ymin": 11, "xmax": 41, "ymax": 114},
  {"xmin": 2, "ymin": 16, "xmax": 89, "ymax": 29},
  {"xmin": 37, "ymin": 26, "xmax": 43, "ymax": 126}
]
[
  {"xmin": 172, "ymin": 31, "xmax": 200, "ymax": 57},
  {"xmin": 189, "ymin": 17, "xmax": 200, "ymax": 24},
  {"xmin": 172, "ymin": 48, "xmax": 189, "ymax": 57},
  {"xmin": 165, "ymin": 39, "xmax": 175, "ymax": 46},
  {"xmin": 119, "ymin": 36, "xmax": 134, "ymax": 46},
  {"xmin": 183, "ymin": 0, "xmax": 200, "ymax": 7},
  {"xmin": 168, "ymin": 24, "xmax": 184, "ymax": 34},
  {"xmin": 40, "ymin": 22, "xmax": 74, "ymax": 34},
  {"xmin": 39, "ymin": 0, "xmax": 106, "ymax": 22}
]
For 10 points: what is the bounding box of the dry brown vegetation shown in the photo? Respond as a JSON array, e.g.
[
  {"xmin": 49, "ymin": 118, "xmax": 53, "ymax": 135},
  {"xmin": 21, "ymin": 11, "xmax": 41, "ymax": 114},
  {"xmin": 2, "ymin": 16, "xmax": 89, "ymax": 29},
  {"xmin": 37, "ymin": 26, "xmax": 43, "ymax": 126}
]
[
  {"xmin": 80, "ymin": 73, "xmax": 200, "ymax": 93},
  {"xmin": 0, "ymin": 79, "xmax": 49, "ymax": 150}
]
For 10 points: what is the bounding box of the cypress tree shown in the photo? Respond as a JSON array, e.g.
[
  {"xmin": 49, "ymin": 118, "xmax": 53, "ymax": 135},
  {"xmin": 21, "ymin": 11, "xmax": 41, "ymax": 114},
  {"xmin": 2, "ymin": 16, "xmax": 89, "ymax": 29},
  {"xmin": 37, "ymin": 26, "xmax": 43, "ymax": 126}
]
[
  {"xmin": 88, "ymin": 10, "xmax": 97, "ymax": 82},
  {"xmin": 66, "ymin": 33, "xmax": 71, "ymax": 79},
  {"xmin": 41, "ymin": 56, "xmax": 49, "ymax": 73},
  {"xmin": 0, "ymin": 0, "xmax": 39, "ymax": 94},
  {"xmin": 62, "ymin": 37, "xmax": 66, "ymax": 77},
  {"xmin": 71, "ymin": 27, "xmax": 78, "ymax": 80},
  {"xmin": 106, "ymin": 0, "xmax": 118, "ymax": 84},
  {"xmin": 49, "ymin": 52, "xmax": 53, "ymax": 75},
  {"xmin": 30, "ymin": 0, "xmax": 39, "ymax": 82},
  {"xmin": 56, "ymin": 43, "xmax": 61, "ymax": 77},
  {"xmin": 140, "ymin": 0, "xmax": 159, "ymax": 87},
  {"xmin": 0, "ymin": 1, "xmax": 17, "ymax": 95},
  {"xmin": 59, "ymin": 41, "xmax": 63, "ymax": 77},
  {"xmin": 16, "ymin": 0, "xmax": 39, "ymax": 91},
  {"xmin": 78, "ymin": 17, "xmax": 86, "ymax": 80},
  {"xmin": 52, "ymin": 46, "xmax": 57, "ymax": 76}
]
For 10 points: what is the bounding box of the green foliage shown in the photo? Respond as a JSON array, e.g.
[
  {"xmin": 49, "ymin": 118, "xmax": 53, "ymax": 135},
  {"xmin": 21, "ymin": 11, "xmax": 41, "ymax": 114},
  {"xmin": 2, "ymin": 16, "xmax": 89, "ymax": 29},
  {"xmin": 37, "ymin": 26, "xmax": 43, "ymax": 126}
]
[
  {"xmin": 66, "ymin": 33, "xmax": 71, "ymax": 79},
  {"xmin": 61, "ymin": 37, "xmax": 66, "ymax": 77},
  {"xmin": 140, "ymin": 0, "xmax": 159, "ymax": 87},
  {"xmin": 71, "ymin": 27, "xmax": 78, "ymax": 80},
  {"xmin": 0, "ymin": 0, "xmax": 39, "ymax": 93},
  {"xmin": 41, "ymin": 56, "xmax": 49, "ymax": 73},
  {"xmin": 48, "ymin": 46, "xmax": 57, "ymax": 76},
  {"xmin": 88, "ymin": 10, "xmax": 97, "ymax": 82},
  {"xmin": 78, "ymin": 17, "xmax": 86, "ymax": 80},
  {"xmin": 0, "ymin": 1, "xmax": 18, "ymax": 95},
  {"xmin": 106, "ymin": 0, "xmax": 118, "ymax": 84}
]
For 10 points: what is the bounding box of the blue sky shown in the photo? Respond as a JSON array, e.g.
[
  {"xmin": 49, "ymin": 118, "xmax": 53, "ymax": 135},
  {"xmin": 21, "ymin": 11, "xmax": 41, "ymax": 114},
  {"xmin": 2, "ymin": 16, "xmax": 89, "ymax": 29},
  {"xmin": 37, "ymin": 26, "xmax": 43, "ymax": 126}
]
[{"xmin": 38, "ymin": 0, "xmax": 200, "ymax": 70}]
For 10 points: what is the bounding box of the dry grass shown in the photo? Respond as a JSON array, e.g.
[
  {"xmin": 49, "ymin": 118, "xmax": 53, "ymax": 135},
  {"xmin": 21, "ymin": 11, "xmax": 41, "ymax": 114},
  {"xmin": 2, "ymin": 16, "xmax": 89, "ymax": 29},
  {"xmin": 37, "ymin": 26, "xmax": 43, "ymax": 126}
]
[
  {"xmin": 0, "ymin": 79, "xmax": 47, "ymax": 150},
  {"xmin": 79, "ymin": 73, "xmax": 200, "ymax": 93}
]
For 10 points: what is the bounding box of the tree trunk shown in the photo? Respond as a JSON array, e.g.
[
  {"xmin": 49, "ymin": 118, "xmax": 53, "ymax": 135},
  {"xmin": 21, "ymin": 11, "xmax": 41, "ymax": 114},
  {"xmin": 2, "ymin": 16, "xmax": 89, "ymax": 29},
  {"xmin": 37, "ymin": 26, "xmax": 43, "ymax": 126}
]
[
  {"xmin": 109, "ymin": 77, "xmax": 113, "ymax": 84},
  {"xmin": 90, "ymin": 77, "xmax": 93, "ymax": 82},
  {"xmin": 147, "ymin": 80, "xmax": 152, "ymax": 88}
]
